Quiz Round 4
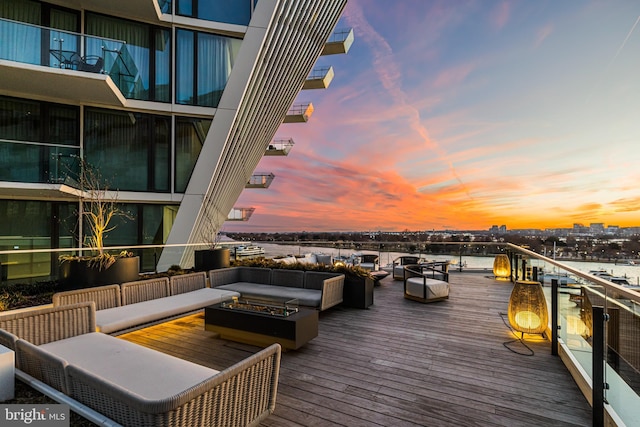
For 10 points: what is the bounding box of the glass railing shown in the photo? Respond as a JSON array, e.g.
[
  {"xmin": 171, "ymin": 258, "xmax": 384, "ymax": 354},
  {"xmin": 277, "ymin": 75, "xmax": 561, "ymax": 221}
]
[
  {"xmin": 158, "ymin": 0, "xmax": 172, "ymax": 14},
  {"xmin": 0, "ymin": 17, "xmax": 140, "ymax": 99},
  {"xmin": 505, "ymin": 243, "xmax": 640, "ymax": 426},
  {"xmin": 0, "ymin": 139, "xmax": 80, "ymax": 184}
]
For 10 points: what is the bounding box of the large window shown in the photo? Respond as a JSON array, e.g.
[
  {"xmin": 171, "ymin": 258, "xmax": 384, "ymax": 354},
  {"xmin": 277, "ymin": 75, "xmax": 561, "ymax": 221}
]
[
  {"xmin": 177, "ymin": 0, "xmax": 253, "ymax": 25},
  {"xmin": 175, "ymin": 116, "xmax": 211, "ymax": 192},
  {"xmin": 0, "ymin": 96, "xmax": 79, "ymax": 183},
  {"xmin": 84, "ymin": 108, "xmax": 170, "ymax": 192},
  {"xmin": 0, "ymin": 0, "xmax": 79, "ymax": 68},
  {"xmin": 176, "ymin": 29, "xmax": 241, "ymax": 107},
  {"xmin": 85, "ymin": 13, "xmax": 171, "ymax": 102}
]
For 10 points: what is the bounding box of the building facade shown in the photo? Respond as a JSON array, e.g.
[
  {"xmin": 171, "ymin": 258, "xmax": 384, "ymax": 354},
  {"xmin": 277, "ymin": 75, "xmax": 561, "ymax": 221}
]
[{"xmin": 0, "ymin": 0, "xmax": 349, "ymax": 280}]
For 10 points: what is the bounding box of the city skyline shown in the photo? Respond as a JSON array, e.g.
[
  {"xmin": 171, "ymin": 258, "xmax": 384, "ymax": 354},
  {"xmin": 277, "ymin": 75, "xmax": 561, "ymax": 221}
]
[{"xmin": 226, "ymin": 0, "xmax": 640, "ymax": 233}]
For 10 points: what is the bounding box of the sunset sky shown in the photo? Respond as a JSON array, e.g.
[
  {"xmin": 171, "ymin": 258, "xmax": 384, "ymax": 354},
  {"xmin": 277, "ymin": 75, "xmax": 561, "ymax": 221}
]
[{"xmin": 226, "ymin": 0, "xmax": 640, "ymax": 233}]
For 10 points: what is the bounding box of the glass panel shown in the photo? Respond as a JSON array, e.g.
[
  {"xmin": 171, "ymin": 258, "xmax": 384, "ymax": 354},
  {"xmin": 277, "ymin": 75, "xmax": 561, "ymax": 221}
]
[
  {"xmin": 176, "ymin": 29, "xmax": 194, "ymax": 105},
  {"xmin": 153, "ymin": 116, "xmax": 171, "ymax": 192},
  {"xmin": 197, "ymin": 32, "xmax": 233, "ymax": 107},
  {"xmin": 84, "ymin": 108, "xmax": 170, "ymax": 192},
  {"xmin": 102, "ymin": 203, "xmax": 137, "ymax": 246},
  {"xmin": 0, "ymin": 97, "xmax": 40, "ymax": 142},
  {"xmin": 158, "ymin": 0, "xmax": 172, "ymax": 14},
  {"xmin": 155, "ymin": 28, "xmax": 171, "ymax": 102},
  {"xmin": 85, "ymin": 108, "xmax": 149, "ymax": 191},
  {"xmin": 175, "ymin": 116, "xmax": 210, "ymax": 192},
  {"xmin": 177, "ymin": 0, "xmax": 193, "ymax": 16},
  {"xmin": 0, "ymin": 200, "xmax": 52, "ymax": 280},
  {"xmin": 198, "ymin": 0, "xmax": 251, "ymax": 25},
  {"xmin": 48, "ymin": 105, "xmax": 79, "ymax": 145},
  {"xmin": 86, "ymin": 13, "xmax": 149, "ymax": 100},
  {"xmin": 57, "ymin": 202, "xmax": 78, "ymax": 249}
]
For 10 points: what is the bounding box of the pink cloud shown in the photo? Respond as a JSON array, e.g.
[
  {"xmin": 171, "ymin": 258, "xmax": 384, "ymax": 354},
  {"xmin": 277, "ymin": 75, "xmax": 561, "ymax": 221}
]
[
  {"xmin": 535, "ymin": 24, "xmax": 554, "ymax": 48},
  {"xmin": 491, "ymin": 1, "xmax": 511, "ymax": 30}
]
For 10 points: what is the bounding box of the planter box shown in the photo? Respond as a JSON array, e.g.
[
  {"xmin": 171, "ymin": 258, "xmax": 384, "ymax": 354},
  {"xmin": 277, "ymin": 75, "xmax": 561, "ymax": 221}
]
[
  {"xmin": 194, "ymin": 249, "xmax": 230, "ymax": 272},
  {"xmin": 59, "ymin": 256, "xmax": 140, "ymax": 290},
  {"xmin": 342, "ymin": 276, "xmax": 374, "ymax": 309}
]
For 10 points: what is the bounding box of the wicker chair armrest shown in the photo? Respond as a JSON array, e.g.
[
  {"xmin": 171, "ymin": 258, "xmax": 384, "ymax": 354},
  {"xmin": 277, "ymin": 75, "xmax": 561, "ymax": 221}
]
[
  {"xmin": 66, "ymin": 344, "xmax": 281, "ymax": 426},
  {"xmin": 15, "ymin": 339, "xmax": 70, "ymax": 394},
  {"xmin": 0, "ymin": 302, "xmax": 96, "ymax": 344},
  {"xmin": 320, "ymin": 274, "xmax": 344, "ymax": 311},
  {"xmin": 0, "ymin": 328, "xmax": 18, "ymax": 350}
]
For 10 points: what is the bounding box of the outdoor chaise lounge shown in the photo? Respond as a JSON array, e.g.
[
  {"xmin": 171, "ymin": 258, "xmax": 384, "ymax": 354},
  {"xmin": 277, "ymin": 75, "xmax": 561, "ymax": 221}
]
[{"xmin": 0, "ymin": 302, "xmax": 281, "ymax": 426}]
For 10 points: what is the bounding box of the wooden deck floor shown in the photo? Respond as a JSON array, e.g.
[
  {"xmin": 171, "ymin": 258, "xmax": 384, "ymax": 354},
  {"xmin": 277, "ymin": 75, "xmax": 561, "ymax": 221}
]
[{"xmin": 120, "ymin": 272, "xmax": 592, "ymax": 427}]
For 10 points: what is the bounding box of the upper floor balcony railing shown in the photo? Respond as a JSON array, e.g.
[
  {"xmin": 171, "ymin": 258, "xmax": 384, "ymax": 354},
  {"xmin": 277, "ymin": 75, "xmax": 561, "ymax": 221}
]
[
  {"xmin": 322, "ymin": 28, "xmax": 354, "ymax": 56},
  {"xmin": 245, "ymin": 173, "xmax": 275, "ymax": 189},
  {"xmin": 0, "ymin": 17, "xmax": 141, "ymax": 99},
  {"xmin": 227, "ymin": 207, "xmax": 255, "ymax": 221},
  {"xmin": 283, "ymin": 104, "xmax": 314, "ymax": 123},
  {"xmin": 0, "ymin": 139, "xmax": 80, "ymax": 185},
  {"xmin": 264, "ymin": 138, "xmax": 295, "ymax": 156},
  {"xmin": 303, "ymin": 66, "xmax": 335, "ymax": 90}
]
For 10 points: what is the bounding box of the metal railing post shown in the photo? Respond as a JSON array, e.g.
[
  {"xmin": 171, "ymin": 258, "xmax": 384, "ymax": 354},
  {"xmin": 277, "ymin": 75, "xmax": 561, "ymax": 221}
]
[
  {"xmin": 592, "ymin": 305, "xmax": 606, "ymax": 427},
  {"xmin": 551, "ymin": 279, "xmax": 558, "ymax": 356}
]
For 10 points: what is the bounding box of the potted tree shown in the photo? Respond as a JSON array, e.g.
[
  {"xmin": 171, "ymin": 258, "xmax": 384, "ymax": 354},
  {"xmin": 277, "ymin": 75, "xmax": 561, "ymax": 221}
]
[
  {"xmin": 194, "ymin": 211, "xmax": 230, "ymax": 271},
  {"xmin": 59, "ymin": 161, "xmax": 139, "ymax": 289}
]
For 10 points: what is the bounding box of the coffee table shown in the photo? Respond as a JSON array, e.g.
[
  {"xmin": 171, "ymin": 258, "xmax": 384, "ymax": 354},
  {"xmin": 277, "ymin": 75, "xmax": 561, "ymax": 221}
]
[{"xmin": 204, "ymin": 298, "xmax": 319, "ymax": 350}]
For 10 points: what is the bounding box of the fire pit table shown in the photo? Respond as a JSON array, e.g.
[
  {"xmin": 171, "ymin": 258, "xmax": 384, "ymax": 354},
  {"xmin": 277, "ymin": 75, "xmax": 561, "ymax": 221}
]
[{"xmin": 204, "ymin": 298, "xmax": 318, "ymax": 350}]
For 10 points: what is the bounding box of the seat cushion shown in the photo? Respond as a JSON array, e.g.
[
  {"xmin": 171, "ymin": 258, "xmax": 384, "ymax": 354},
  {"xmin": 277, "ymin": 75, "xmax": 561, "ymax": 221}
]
[
  {"xmin": 217, "ymin": 282, "xmax": 321, "ymax": 307},
  {"xmin": 405, "ymin": 277, "xmax": 449, "ymax": 300},
  {"xmin": 96, "ymin": 288, "xmax": 240, "ymax": 333},
  {"xmin": 40, "ymin": 333, "xmax": 218, "ymax": 400}
]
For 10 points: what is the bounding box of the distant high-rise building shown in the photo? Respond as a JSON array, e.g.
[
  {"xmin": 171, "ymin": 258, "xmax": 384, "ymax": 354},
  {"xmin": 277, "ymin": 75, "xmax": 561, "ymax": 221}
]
[{"xmin": 0, "ymin": 0, "xmax": 350, "ymax": 278}]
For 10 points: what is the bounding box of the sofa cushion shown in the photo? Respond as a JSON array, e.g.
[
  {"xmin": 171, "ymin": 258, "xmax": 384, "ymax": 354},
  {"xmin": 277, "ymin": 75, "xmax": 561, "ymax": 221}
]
[
  {"xmin": 217, "ymin": 282, "xmax": 321, "ymax": 308},
  {"xmin": 40, "ymin": 333, "xmax": 218, "ymax": 400},
  {"xmin": 96, "ymin": 288, "xmax": 240, "ymax": 333},
  {"xmin": 405, "ymin": 278, "xmax": 449, "ymax": 300},
  {"xmin": 238, "ymin": 267, "xmax": 271, "ymax": 285},
  {"xmin": 270, "ymin": 269, "xmax": 305, "ymax": 288}
]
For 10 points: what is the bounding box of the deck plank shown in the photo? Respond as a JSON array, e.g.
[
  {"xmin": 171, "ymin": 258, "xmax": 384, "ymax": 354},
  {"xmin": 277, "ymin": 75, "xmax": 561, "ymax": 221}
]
[{"xmin": 119, "ymin": 272, "xmax": 592, "ymax": 426}]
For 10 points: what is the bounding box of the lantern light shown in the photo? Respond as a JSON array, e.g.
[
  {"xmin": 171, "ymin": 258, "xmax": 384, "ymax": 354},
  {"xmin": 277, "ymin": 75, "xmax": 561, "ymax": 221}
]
[
  {"xmin": 507, "ymin": 280, "xmax": 549, "ymax": 336},
  {"xmin": 493, "ymin": 254, "xmax": 511, "ymax": 280}
]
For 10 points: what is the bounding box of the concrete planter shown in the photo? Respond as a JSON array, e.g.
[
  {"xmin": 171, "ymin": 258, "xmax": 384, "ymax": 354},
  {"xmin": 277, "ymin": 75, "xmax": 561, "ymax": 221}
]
[
  {"xmin": 59, "ymin": 256, "xmax": 140, "ymax": 290},
  {"xmin": 194, "ymin": 248, "xmax": 230, "ymax": 272}
]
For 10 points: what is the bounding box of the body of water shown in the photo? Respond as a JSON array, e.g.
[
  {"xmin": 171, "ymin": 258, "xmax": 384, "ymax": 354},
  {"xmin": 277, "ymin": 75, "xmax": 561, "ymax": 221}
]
[{"xmin": 252, "ymin": 242, "xmax": 640, "ymax": 286}]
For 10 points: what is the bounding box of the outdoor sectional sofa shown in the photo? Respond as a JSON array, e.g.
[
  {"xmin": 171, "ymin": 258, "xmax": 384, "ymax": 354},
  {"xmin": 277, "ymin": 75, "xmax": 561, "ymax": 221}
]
[
  {"xmin": 209, "ymin": 267, "xmax": 345, "ymax": 311},
  {"xmin": 0, "ymin": 302, "xmax": 281, "ymax": 426},
  {"xmin": 52, "ymin": 271, "xmax": 240, "ymax": 334}
]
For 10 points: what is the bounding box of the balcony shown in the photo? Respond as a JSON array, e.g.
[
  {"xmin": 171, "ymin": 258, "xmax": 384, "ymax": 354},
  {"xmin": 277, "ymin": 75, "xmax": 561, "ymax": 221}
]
[
  {"xmin": 227, "ymin": 207, "xmax": 255, "ymax": 221},
  {"xmin": 2, "ymin": 240, "xmax": 640, "ymax": 425},
  {"xmin": 321, "ymin": 28, "xmax": 354, "ymax": 56},
  {"xmin": 265, "ymin": 138, "xmax": 295, "ymax": 156},
  {"xmin": 303, "ymin": 66, "xmax": 335, "ymax": 90},
  {"xmin": 0, "ymin": 18, "xmax": 141, "ymax": 106},
  {"xmin": 284, "ymin": 103, "xmax": 314, "ymax": 123},
  {"xmin": 245, "ymin": 173, "xmax": 275, "ymax": 189}
]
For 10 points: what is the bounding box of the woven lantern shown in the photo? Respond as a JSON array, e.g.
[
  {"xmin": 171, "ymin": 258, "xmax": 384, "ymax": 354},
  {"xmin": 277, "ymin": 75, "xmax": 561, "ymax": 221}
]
[
  {"xmin": 493, "ymin": 254, "xmax": 511, "ymax": 280},
  {"xmin": 508, "ymin": 280, "xmax": 548, "ymax": 335}
]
